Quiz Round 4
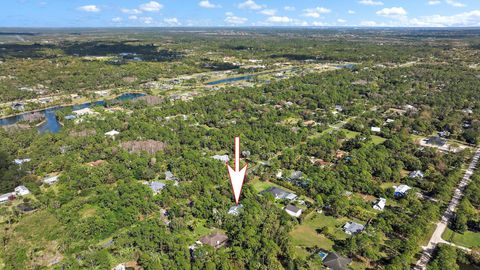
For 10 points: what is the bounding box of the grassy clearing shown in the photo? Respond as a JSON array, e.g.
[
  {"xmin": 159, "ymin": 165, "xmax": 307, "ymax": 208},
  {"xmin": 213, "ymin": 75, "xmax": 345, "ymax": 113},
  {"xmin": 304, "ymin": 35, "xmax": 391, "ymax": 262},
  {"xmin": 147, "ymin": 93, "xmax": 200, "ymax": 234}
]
[
  {"xmin": 443, "ymin": 228, "xmax": 480, "ymax": 248},
  {"xmin": 0, "ymin": 210, "xmax": 65, "ymax": 269},
  {"xmin": 290, "ymin": 213, "xmax": 348, "ymax": 250},
  {"xmin": 249, "ymin": 178, "xmax": 295, "ymax": 194}
]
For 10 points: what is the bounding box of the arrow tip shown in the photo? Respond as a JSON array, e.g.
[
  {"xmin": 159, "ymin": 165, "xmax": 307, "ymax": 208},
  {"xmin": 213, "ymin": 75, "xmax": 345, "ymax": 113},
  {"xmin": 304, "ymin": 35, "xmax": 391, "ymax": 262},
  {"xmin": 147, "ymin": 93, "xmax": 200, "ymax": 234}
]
[{"xmin": 227, "ymin": 164, "xmax": 247, "ymax": 205}]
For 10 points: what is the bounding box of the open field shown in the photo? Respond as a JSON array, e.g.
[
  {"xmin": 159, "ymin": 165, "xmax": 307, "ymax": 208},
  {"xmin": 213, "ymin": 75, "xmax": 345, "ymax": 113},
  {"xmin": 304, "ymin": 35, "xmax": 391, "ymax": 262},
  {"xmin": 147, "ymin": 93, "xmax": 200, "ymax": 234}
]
[{"xmin": 443, "ymin": 228, "xmax": 480, "ymax": 248}]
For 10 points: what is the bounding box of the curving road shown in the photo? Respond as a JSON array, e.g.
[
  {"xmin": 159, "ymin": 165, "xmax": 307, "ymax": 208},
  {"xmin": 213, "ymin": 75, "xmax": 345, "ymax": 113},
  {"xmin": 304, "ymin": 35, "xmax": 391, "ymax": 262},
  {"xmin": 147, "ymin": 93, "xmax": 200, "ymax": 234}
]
[{"xmin": 414, "ymin": 148, "xmax": 480, "ymax": 270}]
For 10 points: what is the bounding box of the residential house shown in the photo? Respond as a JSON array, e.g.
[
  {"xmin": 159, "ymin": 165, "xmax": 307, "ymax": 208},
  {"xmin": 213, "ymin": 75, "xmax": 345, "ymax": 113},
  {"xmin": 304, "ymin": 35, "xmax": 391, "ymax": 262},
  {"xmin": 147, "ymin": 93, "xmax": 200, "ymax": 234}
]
[
  {"xmin": 0, "ymin": 193, "xmax": 15, "ymax": 204},
  {"xmin": 105, "ymin": 130, "xmax": 120, "ymax": 138},
  {"xmin": 425, "ymin": 136, "xmax": 447, "ymax": 147},
  {"xmin": 409, "ymin": 170, "xmax": 424, "ymax": 179},
  {"xmin": 148, "ymin": 181, "xmax": 166, "ymax": 194},
  {"xmin": 322, "ymin": 252, "xmax": 352, "ymax": 270},
  {"xmin": 343, "ymin": 221, "xmax": 365, "ymax": 235},
  {"xmin": 14, "ymin": 158, "xmax": 31, "ymax": 165},
  {"xmin": 394, "ymin": 184, "xmax": 412, "ymax": 197},
  {"xmin": 113, "ymin": 264, "xmax": 126, "ymax": 270},
  {"xmin": 43, "ymin": 175, "xmax": 59, "ymax": 185},
  {"xmin": 11, "ymin": 103, "xmax": 25, "ymax": 111},
  {"xmin": 228, "ymin": 204, "xmax": 243, "ymax": 216},
  {"xmin": 212, "ymin": 155, "xmax": 229, "ymax": 163},
  {"xmin": 371, "ymin": 127, "xmax": 381, "ymax": 133},
  {"xmin": 15, "ymin": 185, "xmax": 30, "ymax": 196},
  {"xmin": 199, "ymin": 232, "xmax": 228, "ymax": 249},
  {"xmin": 290, "ymin": 171, "xmax": 303, "ymax": 180},
  {"xmin": 73, "ymin": 108, "xmax": 96, "ymax": 116},
  {"xmin": 262, "ymin": 187, "xmax": 297, "ymax": 201},
  {"xmin": 285, "ymin": 204, "xmax": 302, "ymax": 218},
  {"xmin": 373, "ymin": 198, "xmax": 386, "ymax": 211},
  {"xmin": 165, "ymin": 171, "xmax": 178, "ymax": 181}
]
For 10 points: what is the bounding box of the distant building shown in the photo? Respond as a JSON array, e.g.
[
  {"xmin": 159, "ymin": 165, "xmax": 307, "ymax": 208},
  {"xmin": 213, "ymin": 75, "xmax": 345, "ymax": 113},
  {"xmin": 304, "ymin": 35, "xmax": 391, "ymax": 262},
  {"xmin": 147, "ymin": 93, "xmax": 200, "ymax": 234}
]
[
  {"xmin": 199, "ymin": 232, "xmax": 228, "ymax": 249},
  {"xmin": 212, "ymin": 155, "xmax": 229, "ymax": 163},
  {"xmin": 285, "ymin": 204, "xmax": 302, "ymax": 217},
  {"xmin": 371, "ymin": 127, "xmax": 381, "ymax": 133},
  {"xmin": 262, "ymin": 187, "xmax": 297, "ymax": 201},
  {"xmin": 373, "ymin": 198, "xmax": 386, "ymax": 211},
  {"xmin": 113, "ymin": 264, "xmax": 126, "ymax": 270},
  {"xmin": 0, "ymin": 193, "xmax": 15, "ymax": 204},
  {"xmin": 11, "ymin": 103, "xmax": 25, "ymax": 111},
  {"xmin": 15, "ymin": 186, "xmax": 30, "ymax": 196},
  {"xmin": 14, "ymin": 158, "xmax": 31, "ymax": 165},
  {"xmin": 165, "ymin": 171, "xmax": 178, "ymax": 181},
  {"xmin": 148, "ymin": 181, "xmax": 166, "ymax": 194},
  {"xmin": 323, "ymin": 252, "xmax": 352, "ymax": 270},
  {"xmin": 343, "ymin": 221, "xmax": 365, "ymax": 235},
  {"xmin": 290, "ymin": 171, "xmax": 303, "ymax": 180},
  {"xmin": 394, "ymin": 184, "xmax": 412, "ymax": 197},
  {"xmin": 425, "ymin": 136, "xmax": 447, "ymax": 147},
  {"xmin": 228, "ymin": 204, "xmax": 243, "ymax": 216},
  {"xmin": 409, "ymin": 170, "xmax": 424, "ymax": 179},
  {"xmin": 105, "ymin": 130, "xmax": 120, "ymax": 137},
  {"xmin": 73, "ymin": 108, "xmax": 96, "ymax": 116},
  {"xmin": 43, "ymin": 175, "xmax": 59, "ymax": 185}
]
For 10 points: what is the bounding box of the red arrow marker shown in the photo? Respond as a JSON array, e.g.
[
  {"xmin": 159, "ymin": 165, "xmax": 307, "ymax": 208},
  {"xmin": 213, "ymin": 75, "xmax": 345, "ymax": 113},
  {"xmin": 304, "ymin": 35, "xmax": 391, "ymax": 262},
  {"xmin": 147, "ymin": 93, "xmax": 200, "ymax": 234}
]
[{"xmin": 227, "ymin": 137, "xmax": 248, "ymax": 205}]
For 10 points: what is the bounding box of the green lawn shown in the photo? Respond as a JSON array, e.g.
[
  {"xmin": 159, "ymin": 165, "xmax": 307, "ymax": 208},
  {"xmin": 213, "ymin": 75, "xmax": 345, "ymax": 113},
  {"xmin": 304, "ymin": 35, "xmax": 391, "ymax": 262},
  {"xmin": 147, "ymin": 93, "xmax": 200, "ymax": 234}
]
[
  {"xmin": 290, "ymin": 213, "xmax": 348, "ymax": 250},
  {"xmin": 250, "ymin": 179, "xmax": 295, "ymax": 194},
  {"xmin": 443, "ymin": 228, "xmax": 480, "ymax": 248}
]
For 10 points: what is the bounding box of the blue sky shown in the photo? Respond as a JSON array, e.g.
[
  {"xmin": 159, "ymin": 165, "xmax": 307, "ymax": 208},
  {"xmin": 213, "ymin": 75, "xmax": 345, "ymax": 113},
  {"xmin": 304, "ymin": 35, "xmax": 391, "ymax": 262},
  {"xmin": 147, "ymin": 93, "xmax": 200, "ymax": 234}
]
[{"xmin": 1, "ymin": 0, "xmax": 480, "ymax": 27}]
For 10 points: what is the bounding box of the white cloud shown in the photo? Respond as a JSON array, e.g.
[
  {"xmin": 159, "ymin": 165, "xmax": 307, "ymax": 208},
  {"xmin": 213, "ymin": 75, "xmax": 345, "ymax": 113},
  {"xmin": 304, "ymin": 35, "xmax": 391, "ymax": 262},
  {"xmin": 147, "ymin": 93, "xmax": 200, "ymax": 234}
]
[
  {"xmin": 139, "ymin": 1, "xmax": 163, "ymax": 12},
  {"xmin": 238, "ymin": 0, "xmax": 264, "ymax": 10},
  {"xmin": 428, "ymin": 1, "xmax": 441, "ymax": 5},
  {"xmin": 199, "ymin": 0, "xmax": 221, "ymax": 8},
  {"xmin": 446, "ymin": 0, "xmax": 466, "ymax": 7},
  {"xmin": 77, "ymin": 5, "xmax": 100, "ymax": 12},
  {"xmin": 260, "ymin": 9, "xmax": 277, "ymax": 16},
  {"xmin": 140, "ymin": 16, "xmax": 154, "ymax": 24},
  {"xmin": 311, "ymin": 21, "xmax": 325, "ymax": 26},
  {"xmin": 121, "ymin": 8, "xmax": 142, "ymax": 14},
  {"xmin": 302, "ymin": 7, "xmax": 331, "ymax": 18},
  {"xmin": 225, "ymin": 13, "xmax": 248, "ymax": 24},
  {"xmin": 348, "ymin": 10, "xmax": 356, "ymax": 14},
  {"xmin": 164, "ymin": 17, "xmax": 181, "ymax": 25},
  {"xmin": 376, "ymin": 7, "xmax": 407, "ymax": 18},
  {"xmin": 358, "ymin": 0, "xmax": 383, "ymax": 6},
  {"xmin": 128, "ymin": 15, "xmax": 138, "ymax": 20},
  {"xmin": 112, "ymin": 17, "xmax": 122, "ymax": 23},
  {"xmin": 284, "ymin": 6, "xmax": 296, "ymax": 11},
  {"xmin": 267, "ymin": 16, "xmax": 292, "ymax": 23},
  {"xmin": 409, "ymin": 10, "xmax": 480, "ymax": 27},
  {"xmin": 337, "ymin": 19, "xmax": 347, "ymax": 23}
]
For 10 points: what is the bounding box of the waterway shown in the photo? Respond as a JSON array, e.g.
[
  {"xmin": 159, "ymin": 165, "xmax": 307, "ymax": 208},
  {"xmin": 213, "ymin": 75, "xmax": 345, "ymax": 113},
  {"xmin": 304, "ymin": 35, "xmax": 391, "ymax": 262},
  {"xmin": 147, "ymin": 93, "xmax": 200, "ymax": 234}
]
[
  {"xmin": 206, "ymin": 75, "xmax": 254, "ymax": 85},
  {"xmin": 0, "ymin": 93, "xmax": 145, "ymax": 133}
]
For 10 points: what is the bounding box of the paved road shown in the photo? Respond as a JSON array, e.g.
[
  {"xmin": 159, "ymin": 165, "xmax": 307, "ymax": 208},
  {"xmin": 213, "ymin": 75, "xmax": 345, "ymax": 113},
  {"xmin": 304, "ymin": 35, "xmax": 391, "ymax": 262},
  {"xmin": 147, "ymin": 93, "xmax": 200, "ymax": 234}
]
[{"xmin": 414, "ymin": 148, "xmax": 480, "ymax": 270}]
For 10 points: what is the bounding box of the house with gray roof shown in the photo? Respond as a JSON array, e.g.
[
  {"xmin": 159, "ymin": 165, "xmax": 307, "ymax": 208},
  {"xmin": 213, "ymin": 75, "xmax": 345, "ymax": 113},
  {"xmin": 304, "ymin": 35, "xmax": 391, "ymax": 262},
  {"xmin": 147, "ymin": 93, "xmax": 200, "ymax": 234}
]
[
  {"xmin": 262, "ymin": 187, "xmax": 297, "ymax": 201},
  {"xmin": 148, "ymin": 181, "xmax": 166, "ymax": 194},
  {"xmin": 323, "ymin": 252, "xmax": 352, "ymax": 270},
  {"xmin": 228, "ymin": 204, "xmax": 243, "ymax": 216},
  {"xmin": 343, "ymin": 221, "xmax": 365, "ymax": 235}
]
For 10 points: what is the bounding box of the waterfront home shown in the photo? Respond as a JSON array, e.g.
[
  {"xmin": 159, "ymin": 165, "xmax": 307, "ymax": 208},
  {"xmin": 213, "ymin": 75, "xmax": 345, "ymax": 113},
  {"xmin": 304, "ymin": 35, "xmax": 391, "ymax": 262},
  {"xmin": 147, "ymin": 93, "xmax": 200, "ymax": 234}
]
[{"xmin": 262, "ymin": 187, "xmax": 297, "ymax": 201}]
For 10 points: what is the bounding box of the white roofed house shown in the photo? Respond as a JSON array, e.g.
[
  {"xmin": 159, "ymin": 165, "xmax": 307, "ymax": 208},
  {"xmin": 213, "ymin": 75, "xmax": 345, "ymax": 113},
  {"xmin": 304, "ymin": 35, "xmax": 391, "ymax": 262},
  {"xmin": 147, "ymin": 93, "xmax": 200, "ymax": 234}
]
[
  {"xmin": 15, "ymin": 185, "xmax": 30, "ymax": 196},
  {"xmin": 394, "ymin": 184, "xmax": 412, "ymax": 197},
  {"xmin": 371, "ymin": 127, "xmax": 381, "ymax": 133},
  {"xmin": 409, "ymin": 170, "xmax": 424, "ymax": 179},
  {"xmin": 285, "ymin": 204, "xmax": 302, "ymax": 218},
  {"xmin": 43, "ymin": 175, "xmax": 60, "ymax": 185},
  {"xmin": 343, "ymin": 221, "xmax": 365, "ymax": 235},
  {"xmin": 212, "ymin": 155, "xmax": 229, "ymax": 163},
  {"xmin": 148, "ymin": 181, "xmax": 166, "ymax": 194},
  {"xmin": 373, "ymin": 198, "xmax": 386, "ymax": 211},
  {"xmin": 0, "ymin": 193, "xmax": 15, "ymax": 204},
  {"xmin": 105, "ymin": 130, "xmax": 120, "ymax": 139}
]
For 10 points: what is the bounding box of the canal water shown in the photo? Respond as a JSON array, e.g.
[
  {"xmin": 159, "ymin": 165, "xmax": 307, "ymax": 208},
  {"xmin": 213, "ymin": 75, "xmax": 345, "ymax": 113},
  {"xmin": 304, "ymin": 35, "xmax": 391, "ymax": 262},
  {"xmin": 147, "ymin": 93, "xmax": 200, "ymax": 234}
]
[
  {"xmin": 0, "ymin": 93, "xmax": 145, "ymax": 133},
  {"xmin": 206, "ymin": 75, "xmax": 254, "ymax": 85}
]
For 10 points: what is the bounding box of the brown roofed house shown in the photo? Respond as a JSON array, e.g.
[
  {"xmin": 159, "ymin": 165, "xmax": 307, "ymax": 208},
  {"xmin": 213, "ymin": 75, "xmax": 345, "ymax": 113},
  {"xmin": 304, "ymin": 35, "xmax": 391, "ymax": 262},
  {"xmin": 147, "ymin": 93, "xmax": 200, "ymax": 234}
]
[{"xmin": 199, "ymin": 232, "xmax": 228, "ymax": 249}]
